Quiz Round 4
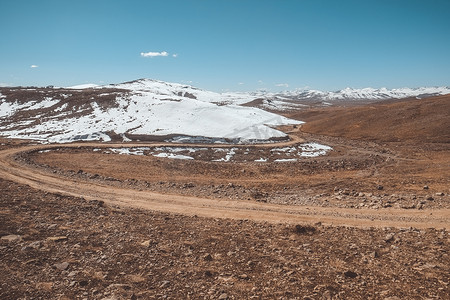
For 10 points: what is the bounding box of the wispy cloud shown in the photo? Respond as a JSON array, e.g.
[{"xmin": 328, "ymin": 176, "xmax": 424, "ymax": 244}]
[
  {"xmin": 30, "ymin": 65, "xmax": 39, "ymax": 68},
  {"xmin": 140, "ymin": 51, "xmax": 169, "ymax": 57},
  {"xmin": 172, "ymin": 54, "xmax": 178, "ymax": 58},
  {"xmin": 276, "ymin": 83, "xmax": 289, "ymax": 88}
]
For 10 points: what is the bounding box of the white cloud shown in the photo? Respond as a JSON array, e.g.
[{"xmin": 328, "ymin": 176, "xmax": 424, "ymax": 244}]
[
  {"xmin": 30, "ymin": 65, "xmax": 39, "ymax": 68},
  {"xmin": 140, "ymin": 51, "xmax": 169, "ymax": 57},
  {"xmin": 238, "ymin": 82, "xmax": 244, "ymax": 85},
  {"xmin": 276, "ymin": 83, "xmax": 289, "ymax": 88},
  {"xmin": 172, "ymin": 54, "xmax": 178, "ymax": 58}
]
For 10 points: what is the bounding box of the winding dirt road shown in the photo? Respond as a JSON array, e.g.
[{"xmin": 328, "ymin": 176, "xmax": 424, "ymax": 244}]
[{"xmin": 1, "ymin": 142, "xmax": 449, "ymax": 230}]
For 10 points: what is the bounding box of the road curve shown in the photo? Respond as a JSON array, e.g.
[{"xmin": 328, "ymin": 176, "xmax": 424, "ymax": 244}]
[{"xmin": 1, "ymin": 142, "xmax": 449, "ymax": 230}]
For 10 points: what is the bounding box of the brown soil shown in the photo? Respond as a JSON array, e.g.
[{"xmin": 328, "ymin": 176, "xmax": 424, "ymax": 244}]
[
  {"xmin": 1, "ymin": 95, "xmax": 449, "ymax": 299},
  {"xmin": 288, "ymin": 95, "xmax": 450, "ymax": 143}
]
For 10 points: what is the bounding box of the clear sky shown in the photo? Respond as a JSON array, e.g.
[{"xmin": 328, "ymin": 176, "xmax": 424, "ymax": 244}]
[{"xmin": 1, "ymin": 0, "xmax": 449, "ymax": 92}]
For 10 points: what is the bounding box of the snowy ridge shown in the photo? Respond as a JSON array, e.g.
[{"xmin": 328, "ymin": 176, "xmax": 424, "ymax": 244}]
[
  {"xmin": 276, "ymin": 86, "xmax": 450, "ymax": 101},
  {"xmin": 104, "ymin": 79, "xmax": 254, "ymax": 105},
  {"xmin": 0, "ymin": 79, "xmax": 301, "ymax": 143}
]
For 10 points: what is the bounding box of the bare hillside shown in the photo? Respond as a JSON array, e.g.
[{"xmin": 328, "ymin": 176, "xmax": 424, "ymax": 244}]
[{"xmin": 288, "ymin": 94, "xmax": 450, "ymax": 143}]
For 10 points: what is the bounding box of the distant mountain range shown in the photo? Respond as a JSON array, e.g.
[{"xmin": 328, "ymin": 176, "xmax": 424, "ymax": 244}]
[
  {"xmin": 66, "ymin": 80, "xmax": 450, "ymax": 101},
  {"xmin": 1, "ymin": 78, "xmax": 448, "ymax": 143},
  {"xmin": 272, "ymin": 86, "xmax": 450, "ymax": 101}
]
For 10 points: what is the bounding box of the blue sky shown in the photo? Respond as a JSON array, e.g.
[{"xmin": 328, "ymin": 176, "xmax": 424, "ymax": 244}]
[{"xmin": 1, "ymin": 0, "xmax": 449, "ymax": 92}]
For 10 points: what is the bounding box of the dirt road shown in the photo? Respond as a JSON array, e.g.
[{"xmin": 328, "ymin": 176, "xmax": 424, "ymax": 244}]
[{"xmin": 1, "ymin": 142, "xmax": 448, "ymax": 230}]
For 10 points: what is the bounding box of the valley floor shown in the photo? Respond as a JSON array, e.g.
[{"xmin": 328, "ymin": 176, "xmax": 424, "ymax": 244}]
[{"xmin": 1, "ymin": 96, "xmax": 449, "ymax": 299}]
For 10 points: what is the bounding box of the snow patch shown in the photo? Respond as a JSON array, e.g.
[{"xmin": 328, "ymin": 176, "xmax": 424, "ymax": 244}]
[{"xmin": 153, "ymin": 153, "xmax": 194, "ymax": 160}]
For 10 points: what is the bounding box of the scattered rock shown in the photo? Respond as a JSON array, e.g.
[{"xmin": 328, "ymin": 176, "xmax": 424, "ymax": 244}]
[
  {"xmin": 1, "ymin": 234, "xmax": 22, "ymax": 243},
  {"xmin": 140, "ymin": 240, "xmax": 151, "ymax": 247},
  {"xmin": 160, "ymin": 280, "xmax": 170, "ymax": 288},
  {"xmin": 79, "ymin": 280, "xmax": 89, "ymax": 287},
  {"xmin": 385, "ymin": 234, "xmax": 395, "ymax": 243},
  {"xmin": 46, "ymin": 236, "xmax": 68, "ymax": 242},
  {"xmin": 22, "ymin": 240, "xmax": 42, "ymax": 251},
  {"xmin": 203, "ymin": 253, "xmax": 213, "ymax": 261},
  {"xmin": 423, "ymin": 185, "xmax": 429, "ymax": 190},
  {"xmin": 295, "ymin": 224, "xmax": 316, "ymax": 234},
  {"xmin": 344, "ymin": 270, "xmax": 358, "ymax": 278},
  {"xmin": 68, "ymin": 271, "xmax": 78, "ymax": 277},
  {"xmin": 377, "ymin": 185, "xmax": 384, "ymax": 190},
  {"xmin": 54, "ymin": 262, "xmax": 69, "ymax": 271},
  {"xmin": 218, "ymin": 293, "xmax": 228, "ymax": 300}
]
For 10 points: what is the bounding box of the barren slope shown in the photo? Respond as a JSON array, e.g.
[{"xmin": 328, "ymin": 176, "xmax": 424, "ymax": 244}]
[{"xmin": 289, "ymin": 94, "xmax": 450, "ymax": 143}]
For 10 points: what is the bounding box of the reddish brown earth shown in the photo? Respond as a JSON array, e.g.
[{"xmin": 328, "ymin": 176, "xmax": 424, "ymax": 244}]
[{"xmin": 1, "ymin": 95, "xmax": 449, "ymax": 299}]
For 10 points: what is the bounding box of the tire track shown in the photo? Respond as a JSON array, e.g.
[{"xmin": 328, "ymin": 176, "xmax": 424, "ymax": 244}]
[{"xmin": 1, "ymin": 143, "xmax": 449, "ymax": 230}]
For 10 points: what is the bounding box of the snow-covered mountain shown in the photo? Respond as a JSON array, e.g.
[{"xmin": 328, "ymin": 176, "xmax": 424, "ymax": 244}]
[
  {"xmin": 0, "ymin": 79, "xmax": 301, "ymax": 143},
  {"xmin": 275, "ymin": 86, "xmax": 450, "ymax": 101},
  {"xmin": 1, "ymin": 78, "xmax": 448, "ymax": 143}
]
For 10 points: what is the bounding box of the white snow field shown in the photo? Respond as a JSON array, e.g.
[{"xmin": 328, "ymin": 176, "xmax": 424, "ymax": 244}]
[{"xmin": 0, "ymin": 79, "xmax": 302, "ymax": 143}]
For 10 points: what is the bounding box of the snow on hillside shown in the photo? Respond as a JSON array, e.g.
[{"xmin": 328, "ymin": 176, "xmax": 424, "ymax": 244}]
[
  {"xmin": 278, "ymin": 86, "xmax": 450, "ymax": 101},
  {"xmin": 66, "ymin": 83, "xmax": 100, "ymax": 89},
  {"xmin": 0, "ymin": 79, "xmax": 301, "ymax": 143},
  {"xmin": 1, "ymin": 79, "xmax": 449, "ymax": 143},
  {"xmin": 109, "ymin": 79, "xmax": 255, "ymax": 105}
]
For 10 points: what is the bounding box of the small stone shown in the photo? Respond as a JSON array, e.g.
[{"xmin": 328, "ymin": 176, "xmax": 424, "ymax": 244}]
[
  {"xmin": 218, "ymin": 293, "xmax": 228, "ymax": 300},
  {"xmin": 322, "ymin": 290, "xmax": 332, "ymax": 300},
  {"xmin": 48, "ymin": 224, "xmax": 58, "ymax": 230},
  {"xmin": 1, "ymin": 234, "xmax": 22, "ymax": 243},
  {"xmin": 426, "ymin": 196, "xmax": 434, "ymax": 201},
  {"xmin": 79, "ymin": 280, "xmax": 89, "ymax": 287},
  {"xmin": 28, "ymin": 241, "xmax": 42, "ymax": 249},
  {"xmin": 46, "ymin": 236, "xmax": 68, "ymax": 242},
  {"xmin": 436, "ymin": 192, "xmax": 445, "ymax": 196},
  {"xmin": 238, "ymin": 274, "xmax": 249, "ymax": 280},
  {"xmin": 385, "ymin": 234, "xmax": 395, "ymax": 243},
  {"xmin": 295, "ymin": 225, "xmax": 316, "ymax": 234},
  {"xmin": 68, "ymin": 271, "xmax": 78, "ymax": 277},
  {"xmin": 203, "ymin": 253, "xmax": 213, "ymax": 261},
  {"xmin": 140, "ymin": 240, "xmax": 151, "ymax": 247},
  {"xmin": 344, "ymin": 270, "xmax": 358, "ymax": 278},
  {"xmin": 377, "ymin": 185, "xmax": 384, "ymax": 190},
  {"xmin": 423, "ymin": 185, "xmax": 429, "ymax": 190},
  {"xmin": 160, "ymin": 281, "xmax": 170, "ymax": 288},
  {"xmin": 54, "ymin": 262, "xmax": 69, "ymax": 270}
]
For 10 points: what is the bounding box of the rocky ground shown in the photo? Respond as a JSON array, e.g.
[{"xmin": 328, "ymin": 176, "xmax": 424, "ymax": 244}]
[
  {"xmin": 1, "ymin": 178, "xmax": 449, "ymax": 299},
  {"xmin": 1, "ymin": 95, "xmax": 449, "ymax": 299},
  {"xmin": 26, "ymin": 131, "xmax": 449, "ymax": 211}
]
